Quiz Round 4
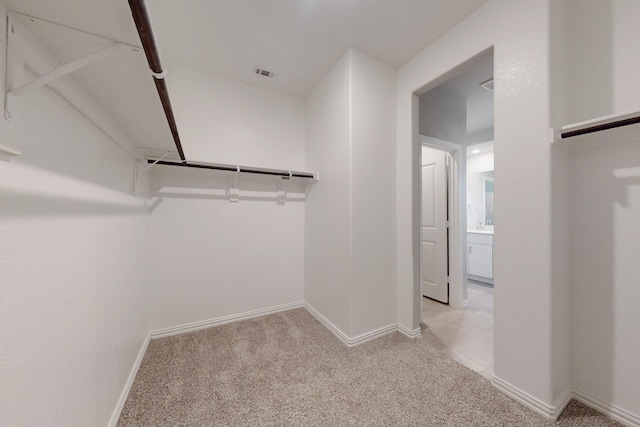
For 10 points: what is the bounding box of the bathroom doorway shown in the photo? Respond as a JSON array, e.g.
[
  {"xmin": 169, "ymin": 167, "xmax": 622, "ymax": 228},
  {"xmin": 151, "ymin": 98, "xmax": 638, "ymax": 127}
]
[{"xmin": 417, "ymin": 50, "xmax": 494, "ymax": 378}]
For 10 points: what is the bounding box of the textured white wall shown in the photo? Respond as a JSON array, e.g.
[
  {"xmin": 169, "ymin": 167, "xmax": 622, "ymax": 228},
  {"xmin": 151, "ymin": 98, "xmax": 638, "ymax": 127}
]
[
  {"xmin": 0, "ymin": 10, "xmax": 149, "ymax": 426},
  {"xmin": 304, "ymin": 52, "xmax": 352, "ymax": 334},
  {"xmin": 566, "ymin": 0, "xmax": 640, "ymax": 124},
  {"xmin": 168, "ymin": 64, "xmax": 306, "ymax": 170},
  {"xmin": 147, "ymin": 169, "xmax": 305, "ymax": 331},
  {"xmin": 349, "ymin": 50, "xmax": 397, "ymax": 337},
  {"xmin": 147, "ymin": 67, "xmax": 307, "ymax": 331},
  {"xmin": 305, "ymin": 49, "xmax": 397, "ymax": 338},
  {"xmin": 397, "ymin": 0, "xmax": 570, "ymax": 410},
  {"xmin": 570, "ymin": 142, "xmax": 640, "ymax": 419},
  {"xmin": 566, "ymin": 0, "xmax": 640, "ymax": 420}
]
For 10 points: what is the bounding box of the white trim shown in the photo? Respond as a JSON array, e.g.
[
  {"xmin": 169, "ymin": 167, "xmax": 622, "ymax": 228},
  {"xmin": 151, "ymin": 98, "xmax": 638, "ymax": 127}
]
[
  {"xmin": 303, "ymin": 302, "xmax": 353, "ymax": 346},
  {"xmin": 491, "ymin": 374, "xmax": 566, "ymax": 420},
  {"xmin": 150, "ymin": 301, "xmax": 304, "ymax": 339},
  {"xmin": 573, "ymin": 388, "xmax": 640, "ymax": 427},
  {"xmin": 304, "ymin": 303, "xmax": 416, "ymax": 346},
  {"xmin": 397, "ymin": 323, "xmax": 422, "ymax": 339},
  {"xmin": 348, "ymin": 324, "xmax": 398, "ymax": 347},
  {"xmin": 554, "ymin": 388, "xmax": 573, "ymax": 420},
  {"xmin": 107, "ymin": 332, "xmax": 150, "ymax": 427},
  {"xmin": 420, "ymin": 135, "xmax": 461, "ymax": 152}
]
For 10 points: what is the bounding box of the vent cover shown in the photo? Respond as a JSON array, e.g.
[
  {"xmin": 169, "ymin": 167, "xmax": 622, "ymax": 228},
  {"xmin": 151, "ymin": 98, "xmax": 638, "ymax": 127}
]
[
  {"xmin": 255, "ymin": 67, "xmax": 275, "ymax": 78},
  {"xmin": 480, "ymin": 78, "xmax": 494, "ymax": 92}
]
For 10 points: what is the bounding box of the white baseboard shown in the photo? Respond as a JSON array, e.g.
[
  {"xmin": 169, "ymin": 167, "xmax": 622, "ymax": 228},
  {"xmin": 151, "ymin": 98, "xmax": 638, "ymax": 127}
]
[
  {"xmin": 397, "ymin": 323, "xmax": 422, "ymax": 339},
  {"xmin": 303, "ymin": 303, "xmax": 353, "ymax": 345},
  {"xmin": 573, "ymin": 388, "xmax": 640, "ymax": 427},
  {"xmin": 492, "ymin": 374, "xmax": 640, "ymax": 425},
  {"xmin": 150, "ymin": 301, "xmax": 304, "ymax": 339},
  {"xmin": 304, "ymin": 303, "xmax": 416, "ymax": 347},
  {"xmin": 348, "ymin": 323, "xmax": 398, "ymax": 347},
  {"xmin": 491, "ymin": 374, "xmax": 567, "ymax": 420},
  {"xmin": 108, "ymin": 332, "xmax": 150, "ymax": 427},
  {"xmin": 554, "ymin": 387, "xmax": 573, "ymax": 419}
]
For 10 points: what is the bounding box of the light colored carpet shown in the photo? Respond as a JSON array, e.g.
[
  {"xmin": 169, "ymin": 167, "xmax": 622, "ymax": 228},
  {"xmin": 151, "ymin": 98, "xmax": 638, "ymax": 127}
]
[{"xmin": 118, "ymin": 308, "xmax": 620, "ymax": 426}]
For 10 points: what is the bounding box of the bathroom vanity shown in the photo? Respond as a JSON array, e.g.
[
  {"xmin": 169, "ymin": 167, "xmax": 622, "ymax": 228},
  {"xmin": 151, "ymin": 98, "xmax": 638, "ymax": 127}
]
[{"xmin": 467, "ymin": 230, "xmax": 493, "ymax": 284}]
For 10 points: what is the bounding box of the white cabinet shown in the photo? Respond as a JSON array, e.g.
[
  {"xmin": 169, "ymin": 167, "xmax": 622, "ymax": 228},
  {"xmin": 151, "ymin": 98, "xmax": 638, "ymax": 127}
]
[{"xmin": 467, "ymin": 232, "xmax": 493, "ymax": 283}]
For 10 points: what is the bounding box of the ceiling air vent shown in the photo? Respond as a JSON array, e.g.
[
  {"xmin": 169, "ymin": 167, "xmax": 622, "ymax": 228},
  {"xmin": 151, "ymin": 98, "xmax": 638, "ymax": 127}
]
[
  {"xmin": 255, "ymin": 67, "xmax": 275, "ymax": 78},
  {"xmin": 480, "ymin": 78, "xmax": 494, "ymax": 92}
]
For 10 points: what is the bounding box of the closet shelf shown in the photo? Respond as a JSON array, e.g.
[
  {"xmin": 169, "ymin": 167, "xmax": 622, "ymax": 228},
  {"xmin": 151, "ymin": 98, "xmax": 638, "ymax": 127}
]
[{"xmin": 553, "ymin": 110, "xmax": 640, "ymax": 151}]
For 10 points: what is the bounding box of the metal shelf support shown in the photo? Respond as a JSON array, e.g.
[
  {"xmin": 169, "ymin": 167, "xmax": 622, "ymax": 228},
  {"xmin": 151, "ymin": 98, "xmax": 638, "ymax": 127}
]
[{"xmin": 4, "ymin": 13, "xmax": 139, "ymax": 121}]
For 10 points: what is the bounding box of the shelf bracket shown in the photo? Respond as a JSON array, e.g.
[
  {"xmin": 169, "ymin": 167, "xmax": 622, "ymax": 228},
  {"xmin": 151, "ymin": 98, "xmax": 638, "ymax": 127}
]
[
  {"xmin": 229, "ymin": 166, "xmax": 240, "ymax": 202},
  {"xmin": 134, "ymin": 152, "xmax": 171, "ymax": 195},
  {"xmin": 304, "ymin": 172, "xmax": 319, "ymax": 198},
  {"xmin": 277, "ymin": 172, "xmax": 292, "ymax": 204},
  {"xmin": 4, "ymin": 19, "xmax": 129, "ymax": 122}
]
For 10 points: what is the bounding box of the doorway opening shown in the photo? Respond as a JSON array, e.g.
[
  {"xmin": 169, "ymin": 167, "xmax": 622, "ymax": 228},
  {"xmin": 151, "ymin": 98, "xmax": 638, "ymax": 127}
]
[{"xmin": 417, "ymin": 50, "xmax": 494, "ymax": 379}]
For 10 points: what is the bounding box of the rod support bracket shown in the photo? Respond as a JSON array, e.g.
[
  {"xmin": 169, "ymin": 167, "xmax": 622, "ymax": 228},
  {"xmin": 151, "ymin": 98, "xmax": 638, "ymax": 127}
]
[
  {"xmin": 229, "ymin": 166, "xmax": 240, "ymax": 202},
  {"xmin": 277, "ymin": 172, "xmax": 292, "ymax": 204},
  {"xmin": 151, "ymin": 68, "xmax": 167, "ymax": 79}
]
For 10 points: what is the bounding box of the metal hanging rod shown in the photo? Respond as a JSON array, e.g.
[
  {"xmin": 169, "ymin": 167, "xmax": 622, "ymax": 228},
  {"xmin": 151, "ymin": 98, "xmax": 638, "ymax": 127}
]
[
  {"xmin": 128, "ymin": 0, "xmax": 186, "ymax": 162},
  {"xmin": 147, "ymin": 159, "xmax": 317, "ymax": 179}
]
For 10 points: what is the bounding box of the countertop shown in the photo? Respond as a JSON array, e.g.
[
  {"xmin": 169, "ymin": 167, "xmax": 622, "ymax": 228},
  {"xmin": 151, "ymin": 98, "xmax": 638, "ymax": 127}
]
[{"xmin": 467, "ymin": 229, "xmax": 494, "ymax": 235}]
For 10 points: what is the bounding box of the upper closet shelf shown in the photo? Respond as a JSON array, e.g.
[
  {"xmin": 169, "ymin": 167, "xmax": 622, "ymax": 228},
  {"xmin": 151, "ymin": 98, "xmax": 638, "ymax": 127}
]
[{"xmin": 554, "ymin": 110, "xmax": 640, "ymax": 151}]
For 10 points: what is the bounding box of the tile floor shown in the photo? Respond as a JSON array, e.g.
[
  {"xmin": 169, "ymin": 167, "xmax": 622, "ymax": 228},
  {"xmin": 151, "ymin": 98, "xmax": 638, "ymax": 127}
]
[{"xmin": 421, "ymin": 281, "xmax": 494, "ymax": 379}]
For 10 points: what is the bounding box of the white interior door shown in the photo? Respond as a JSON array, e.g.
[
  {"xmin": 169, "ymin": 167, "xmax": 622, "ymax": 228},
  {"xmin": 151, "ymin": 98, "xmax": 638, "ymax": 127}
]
[{"xmin": 421, "ymin": 149, "xmax": 449, "ymax": 303}]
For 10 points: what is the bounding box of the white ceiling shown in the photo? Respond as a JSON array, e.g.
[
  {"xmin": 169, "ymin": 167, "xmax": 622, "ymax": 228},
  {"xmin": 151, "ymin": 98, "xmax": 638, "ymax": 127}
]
[
  {"xmin": 147, "ymin": 0, "xmax": 488, "ymax": 97},
  {"xmin": 2, "ymin": 0, "xmax": 489, "ymax": 153}
]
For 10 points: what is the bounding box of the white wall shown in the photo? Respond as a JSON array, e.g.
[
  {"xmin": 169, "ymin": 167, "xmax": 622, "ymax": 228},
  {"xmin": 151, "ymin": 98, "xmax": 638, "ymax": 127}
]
[
  {"xmin": 566, "ymin": 0, "xmax": 640, "ymax": 420},
  {"xmin": 305, "ymin": 49, "xmax": 396, "ymax": 339},
  {"xmin": 349, "ymin": 50, "xmax": 397, "ymax": 337},
  {"xmin": 304, "ymin": 52, "xmax": 352, "ymax": 334},
  {"xmin": 549, "ymin": 0, "xmax": 572, "ymax": 412},
  {"xmin": 466, "ymin": 151, "xmax": 494, "ymax": 173},
  {"xmin": 566, "ymin": 0, "xmax": 640, "ymax": 124},
  {"xmin": 148, "ymin": 67, "xmax": 307, "ymax": 331},
  {"xmin": 569, "ymin": 142, "xmax": 640, "ymax": 419},
  {"xmin": 0, "ymin": 7, "xmax": 149, "ymax": 425},
  {"xmin": 168, "ymin": 64, "xmax": 305, "ymax": 170},
  {"xmin": 397, "ymin": 0, "xmax": 571, "ymax": 412}
]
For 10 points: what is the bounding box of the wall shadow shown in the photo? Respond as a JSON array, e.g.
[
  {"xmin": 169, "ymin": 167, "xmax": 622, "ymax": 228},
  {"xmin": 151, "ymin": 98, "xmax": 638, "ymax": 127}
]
[{"xmin": 568, "ymin": 140, "xmax": 640, "ymax": 414}]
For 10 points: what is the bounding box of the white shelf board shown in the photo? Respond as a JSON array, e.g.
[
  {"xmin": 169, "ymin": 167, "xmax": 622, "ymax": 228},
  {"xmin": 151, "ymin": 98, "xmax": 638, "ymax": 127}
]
[
  {"xmin": 553, "ymin": 110, "xmax": 640, "ymax": 151},
  {"xmin": 0, "ymin": 143, "xmax": 21, "ymax": 162}
]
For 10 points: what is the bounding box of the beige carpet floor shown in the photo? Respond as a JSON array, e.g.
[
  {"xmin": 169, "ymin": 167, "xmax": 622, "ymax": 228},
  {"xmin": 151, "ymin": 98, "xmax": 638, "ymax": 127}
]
[{"xmin": 118, "ymin": 308, "xmax": 620, "ymax": 426}]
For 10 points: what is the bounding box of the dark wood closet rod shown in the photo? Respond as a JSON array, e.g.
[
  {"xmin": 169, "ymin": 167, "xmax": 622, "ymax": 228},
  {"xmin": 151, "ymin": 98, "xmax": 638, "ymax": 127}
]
[
  {"xmin": 128, "ymin": 0, "xmax": 186, "ymax": 162},
  {"xmin": 561, "ymin": 115, "xmax": 640, "ymax": 139},
  {"xmin": 148, "ymin": 159, "xmax": 316, "ymax": 179}
]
